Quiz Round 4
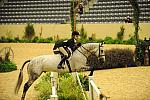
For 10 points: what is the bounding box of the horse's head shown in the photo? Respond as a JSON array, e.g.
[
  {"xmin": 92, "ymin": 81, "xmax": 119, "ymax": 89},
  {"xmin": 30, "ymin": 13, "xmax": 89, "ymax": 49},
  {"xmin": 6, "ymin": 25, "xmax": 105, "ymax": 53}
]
[
  {"xmin": 92, "ymin": 42, "xmax": 105, "ymax": 62},
  {"xmin": 76, "ymin": 43, "xmax": 105, "ymax": 63}
]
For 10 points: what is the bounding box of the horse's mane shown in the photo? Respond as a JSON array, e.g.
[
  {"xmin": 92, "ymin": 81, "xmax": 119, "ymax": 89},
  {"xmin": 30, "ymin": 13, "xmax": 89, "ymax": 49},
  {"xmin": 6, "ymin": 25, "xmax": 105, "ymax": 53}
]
[{"xmin": 81, "ymin": 43, "xmax": 98, "ymax": 50}]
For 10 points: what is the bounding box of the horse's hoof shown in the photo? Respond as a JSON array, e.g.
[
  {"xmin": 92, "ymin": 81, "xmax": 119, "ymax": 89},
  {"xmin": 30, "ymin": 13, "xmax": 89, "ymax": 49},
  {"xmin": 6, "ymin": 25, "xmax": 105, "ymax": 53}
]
[
  {"xmin": 57, "ymin": 65, "xmax": 64, "ymax": 69},
  {"xmin": 57, "ymin": 65, "xmax": 62, "ymax": 69},
  {"xmin": 58, "ymin": 67, "xmax": 64, "ymax": 69}
]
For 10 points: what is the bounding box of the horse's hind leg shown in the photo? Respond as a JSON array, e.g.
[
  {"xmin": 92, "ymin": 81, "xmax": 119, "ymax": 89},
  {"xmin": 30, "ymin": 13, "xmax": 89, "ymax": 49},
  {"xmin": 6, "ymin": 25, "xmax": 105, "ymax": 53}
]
[
  {"xmin": 21, "ymin": 73, "xmax": 40, "ymax": 100},
  {"xmin": 21, "ymin": 81, "xmax": 30, "ymax": 100}
]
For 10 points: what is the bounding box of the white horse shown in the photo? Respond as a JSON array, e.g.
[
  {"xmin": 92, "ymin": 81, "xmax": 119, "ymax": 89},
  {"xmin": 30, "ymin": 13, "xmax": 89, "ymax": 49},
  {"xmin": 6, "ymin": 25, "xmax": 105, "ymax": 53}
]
[{"xmin": 14, "ymin": 43, "xmax": 105, "ymax": 100}]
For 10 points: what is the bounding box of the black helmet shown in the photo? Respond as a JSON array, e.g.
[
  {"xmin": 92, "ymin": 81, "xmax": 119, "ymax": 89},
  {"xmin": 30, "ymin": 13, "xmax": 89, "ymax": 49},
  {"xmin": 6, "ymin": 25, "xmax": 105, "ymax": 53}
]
[{"xmin": 72, "ymin": 31, "xmax": 80, "ymax": 36}]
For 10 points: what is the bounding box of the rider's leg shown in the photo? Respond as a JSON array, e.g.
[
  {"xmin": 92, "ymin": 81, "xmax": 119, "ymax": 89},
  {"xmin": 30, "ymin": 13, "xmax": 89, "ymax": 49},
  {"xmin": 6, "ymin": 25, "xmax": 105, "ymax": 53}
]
[
  {"xmin": 58, "ymin": 55, "xmax": 67, "ymax": 69},
  {"xmin": 58, "ymin": 47, "xmax": 68, "ymax": 69}
]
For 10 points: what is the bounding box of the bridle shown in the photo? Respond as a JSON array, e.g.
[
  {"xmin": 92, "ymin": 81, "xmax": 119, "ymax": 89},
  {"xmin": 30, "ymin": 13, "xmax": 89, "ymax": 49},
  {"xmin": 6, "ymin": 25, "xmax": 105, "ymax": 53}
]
[{"xmin": 95, "ymin": 42, "xmax": 105, "ymax": 59}]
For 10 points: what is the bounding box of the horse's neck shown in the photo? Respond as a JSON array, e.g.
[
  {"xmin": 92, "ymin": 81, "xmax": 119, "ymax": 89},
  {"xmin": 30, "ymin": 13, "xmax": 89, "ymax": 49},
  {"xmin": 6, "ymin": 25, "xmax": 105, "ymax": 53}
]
[
  {"xmin": 74, "ymin": 43, "xmax": 98, "ymax": 57},
  {"xmin": 70, "ymin": 47, "xmax": 89, "ymax": 70},
  {"xmin": 71, "ymin": 43, "xmax": 99, "ymax": 64}
]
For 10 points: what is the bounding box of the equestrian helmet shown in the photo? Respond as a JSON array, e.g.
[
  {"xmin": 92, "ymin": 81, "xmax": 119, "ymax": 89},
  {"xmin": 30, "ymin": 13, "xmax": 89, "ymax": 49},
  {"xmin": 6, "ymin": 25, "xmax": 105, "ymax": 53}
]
[{"xmin": 72, "ymin": 31, "xmax": 80, "ymax": 36}]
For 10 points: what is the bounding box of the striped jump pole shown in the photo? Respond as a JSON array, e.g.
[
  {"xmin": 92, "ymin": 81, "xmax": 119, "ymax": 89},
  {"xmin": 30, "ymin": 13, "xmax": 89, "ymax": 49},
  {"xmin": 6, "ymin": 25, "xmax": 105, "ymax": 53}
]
[{"xmin": 50, "ymin": 72, "xmax": 58, "ymax": 100}]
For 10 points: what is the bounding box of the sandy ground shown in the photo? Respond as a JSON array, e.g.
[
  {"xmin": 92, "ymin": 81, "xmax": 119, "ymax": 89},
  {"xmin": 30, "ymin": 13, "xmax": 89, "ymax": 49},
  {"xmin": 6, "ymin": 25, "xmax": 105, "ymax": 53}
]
[
  {"xmin": 0, "ymin": 43, "xmax": 150, "ymax": 100},
  {"xmin": 0, "ymin": 43, "xmax": 54, "ymax": 100},
  {"xmin": 91, "ymin": 67, "xmax": 150, "ymax": 100}
]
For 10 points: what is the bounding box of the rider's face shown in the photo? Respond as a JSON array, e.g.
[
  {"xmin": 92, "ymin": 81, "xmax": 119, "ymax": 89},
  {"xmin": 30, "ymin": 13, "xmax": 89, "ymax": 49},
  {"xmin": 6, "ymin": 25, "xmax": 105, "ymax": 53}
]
[{"xmin": 74, "ymin": 35, "xmax": 79, "ymax": 41}]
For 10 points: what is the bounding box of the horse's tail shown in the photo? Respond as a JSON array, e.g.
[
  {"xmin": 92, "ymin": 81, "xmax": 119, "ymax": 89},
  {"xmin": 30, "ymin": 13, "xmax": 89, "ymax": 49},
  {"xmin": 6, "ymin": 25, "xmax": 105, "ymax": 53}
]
[{"xmin": 14, "ymin": 60, "xmax": 31, "ymax": 94}]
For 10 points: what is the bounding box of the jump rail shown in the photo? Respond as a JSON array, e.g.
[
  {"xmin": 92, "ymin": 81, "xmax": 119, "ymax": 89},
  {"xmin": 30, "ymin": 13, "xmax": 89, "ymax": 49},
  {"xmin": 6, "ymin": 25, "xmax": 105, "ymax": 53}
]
[
  {"xmin": 89, "ymin": 76, "xmax": 107, "ymax": 100},
  {"xmin": 49, "ymin": 72, "xmax": 107, "ymax": 100}
]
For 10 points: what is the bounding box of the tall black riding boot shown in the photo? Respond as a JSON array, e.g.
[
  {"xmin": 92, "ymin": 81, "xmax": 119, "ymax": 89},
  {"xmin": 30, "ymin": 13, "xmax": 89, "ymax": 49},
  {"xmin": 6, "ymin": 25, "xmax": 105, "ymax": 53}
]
[{"xmin": 58, "ymin": 55, "xmax": 67, "ymax": 69}]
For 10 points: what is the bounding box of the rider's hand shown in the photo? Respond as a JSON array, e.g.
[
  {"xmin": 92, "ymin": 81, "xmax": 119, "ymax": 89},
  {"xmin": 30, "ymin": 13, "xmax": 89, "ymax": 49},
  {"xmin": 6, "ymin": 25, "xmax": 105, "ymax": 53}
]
[{"xmin": 77, "ymin": 43, "xmax": 81, "ymax": 47}]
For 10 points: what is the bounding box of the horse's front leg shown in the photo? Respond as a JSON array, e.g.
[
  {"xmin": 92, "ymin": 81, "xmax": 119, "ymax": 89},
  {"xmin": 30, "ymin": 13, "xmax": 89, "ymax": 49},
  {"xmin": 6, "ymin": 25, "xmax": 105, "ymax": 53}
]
[{"xmin": 88, "ymin": 66, "xmax": 94, "ymax": 76}]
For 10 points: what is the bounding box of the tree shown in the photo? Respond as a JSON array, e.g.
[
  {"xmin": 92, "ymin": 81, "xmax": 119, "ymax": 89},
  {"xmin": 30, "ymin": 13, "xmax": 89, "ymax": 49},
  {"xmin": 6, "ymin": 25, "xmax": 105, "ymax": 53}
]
[
  {"xmin": 128, "ymin": 0, "xmax": 141, "ymax": 64},
  {"xmin": 70, "ymin": 0, "xmax": 75, "ymax": 32},
  {"xmin": 128, "ymin": 0, "xmax": 140, "ymax": 42},
  {"xmin": 24, "ymin": 23, "xmax": 35, "ymax": 39},
  {"xmin": 117, "ymin": 25, "xmax": 125, "ymax": 40},
  {"xmin": 79, "ymin": 24, "xmax": 87, "ymax": 40}
]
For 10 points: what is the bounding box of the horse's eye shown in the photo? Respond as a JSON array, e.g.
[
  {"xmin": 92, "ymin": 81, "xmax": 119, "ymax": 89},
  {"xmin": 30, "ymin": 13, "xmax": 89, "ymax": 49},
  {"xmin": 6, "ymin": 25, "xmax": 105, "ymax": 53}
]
[{"xmin": 101, "ymin": 50, "xmax": 104, "ymax": 53}]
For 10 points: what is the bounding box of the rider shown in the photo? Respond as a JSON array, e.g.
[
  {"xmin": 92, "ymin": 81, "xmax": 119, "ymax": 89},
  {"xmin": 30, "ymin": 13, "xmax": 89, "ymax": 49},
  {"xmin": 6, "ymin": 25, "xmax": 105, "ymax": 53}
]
[{"xmin": 53, "ymin": 31, "xmax": 81, "ymax": 69}]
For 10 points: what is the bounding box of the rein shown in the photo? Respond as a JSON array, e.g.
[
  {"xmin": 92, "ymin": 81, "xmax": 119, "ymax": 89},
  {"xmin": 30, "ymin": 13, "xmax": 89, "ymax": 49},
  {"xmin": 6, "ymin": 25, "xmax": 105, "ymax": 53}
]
[
  {"xmin": 77, "ymin": 43, "xmax": 102, "ymax": 59},
  {"xmin": 77, "ymin": 45, "xmax": 94, "ymax": 59}
]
